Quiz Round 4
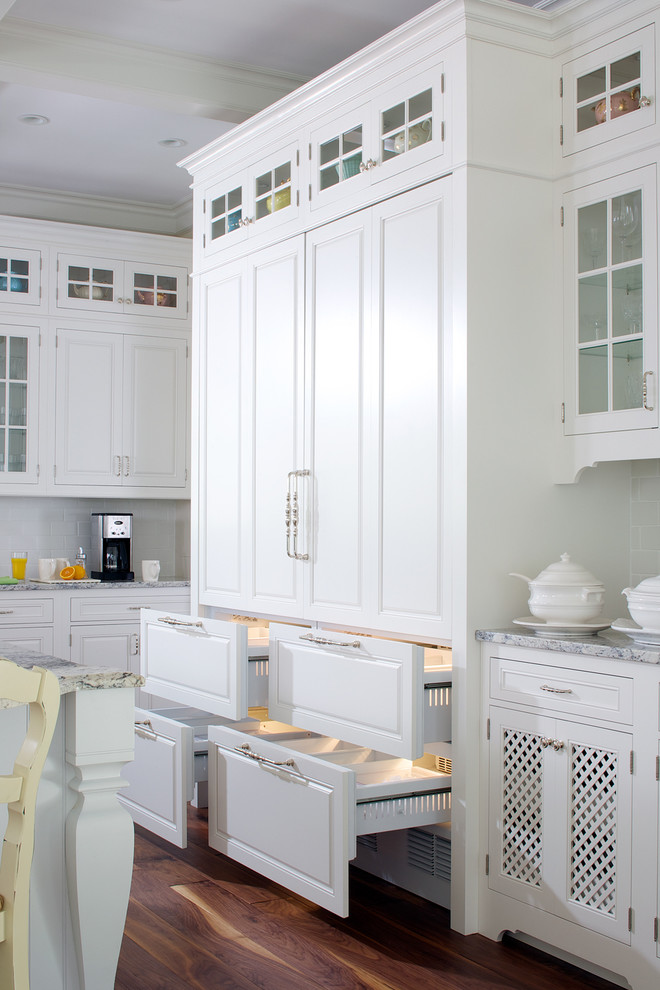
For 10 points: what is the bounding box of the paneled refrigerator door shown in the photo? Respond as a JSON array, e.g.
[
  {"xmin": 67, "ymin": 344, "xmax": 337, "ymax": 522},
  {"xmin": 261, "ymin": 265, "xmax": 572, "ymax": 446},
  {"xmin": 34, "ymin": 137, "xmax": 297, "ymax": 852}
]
[
  {"xmin": 304, "ymin": 211, "xmax": 372, "ymax": 625},
  {"xmin": 140, "ymin": 610, "xmax": 248, "ymax": 719},
  {"xmin": 371, "ymin": 180, "xmax": 450, "ymax": 640},
  {"xmin": 268, "ymin": 623, "xmax": 425, "ymax": 759}
]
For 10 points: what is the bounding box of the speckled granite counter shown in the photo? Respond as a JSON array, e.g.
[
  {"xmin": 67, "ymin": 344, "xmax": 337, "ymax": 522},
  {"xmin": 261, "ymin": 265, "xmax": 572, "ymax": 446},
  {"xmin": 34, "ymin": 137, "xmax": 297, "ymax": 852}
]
[
  {"xmin": 476, "ymin": 627, "xmax": 660, "ymax": 664},
  {"xmin": 0, "ymin": 640, "xmax": 143, "ymax": 705},
  {"xmin": 0, "ymin": 579, "xmax": 190, "ymax": 591}
]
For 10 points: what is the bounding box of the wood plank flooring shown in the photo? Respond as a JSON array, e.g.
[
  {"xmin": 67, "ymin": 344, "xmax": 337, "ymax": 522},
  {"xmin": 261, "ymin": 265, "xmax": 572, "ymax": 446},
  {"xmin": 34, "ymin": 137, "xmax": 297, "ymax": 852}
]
[{"xmin": 116, "ymin": 807, "xmax": 619, "ymax": 990}]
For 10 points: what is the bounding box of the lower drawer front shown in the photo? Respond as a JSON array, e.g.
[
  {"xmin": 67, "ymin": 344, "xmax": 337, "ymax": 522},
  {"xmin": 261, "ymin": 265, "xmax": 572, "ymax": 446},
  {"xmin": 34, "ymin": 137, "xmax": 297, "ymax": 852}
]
[
  {"xmin": 490, "ymin": 656, "xmax": 633, "ymax": 724},
  {"xmin": 208, "ymin": 721, "xmax": 451, "ymax": 917},
  {"xmin": 0, "ymin": 598, "xmax": 53, "ymax": 624}
]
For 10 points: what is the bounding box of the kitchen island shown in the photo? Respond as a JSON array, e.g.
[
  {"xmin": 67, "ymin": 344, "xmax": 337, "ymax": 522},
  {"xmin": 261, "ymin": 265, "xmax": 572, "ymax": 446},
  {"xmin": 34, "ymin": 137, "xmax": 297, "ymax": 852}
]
[{"xmin": 0, "ymin": 641, "xmax": 142, "ymax": 990}]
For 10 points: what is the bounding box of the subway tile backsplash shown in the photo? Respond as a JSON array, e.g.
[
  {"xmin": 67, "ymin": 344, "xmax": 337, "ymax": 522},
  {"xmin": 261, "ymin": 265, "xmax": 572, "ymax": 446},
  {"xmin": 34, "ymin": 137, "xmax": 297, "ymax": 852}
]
[
  {"xmin": 631, "ymin": 460, "xmax": 660, "ymax": 585},
  {"xmin": 0, "ymin": 497, "xmax": 190, "ymax": 581}
]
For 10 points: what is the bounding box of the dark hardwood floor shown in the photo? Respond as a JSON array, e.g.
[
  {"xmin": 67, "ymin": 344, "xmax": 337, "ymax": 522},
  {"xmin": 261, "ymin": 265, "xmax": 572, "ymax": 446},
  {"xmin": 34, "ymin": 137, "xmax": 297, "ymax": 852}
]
[{"xmin": 116, "ymin": 807, "xmax": 619, "ymax": 990}]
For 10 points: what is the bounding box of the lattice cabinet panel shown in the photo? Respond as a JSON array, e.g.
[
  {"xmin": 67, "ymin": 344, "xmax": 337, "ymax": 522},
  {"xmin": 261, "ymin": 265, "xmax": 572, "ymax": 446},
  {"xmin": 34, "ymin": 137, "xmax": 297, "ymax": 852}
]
[{"xmin": 488, "ymin": 706, "xmax": 632, "ymax": 943}]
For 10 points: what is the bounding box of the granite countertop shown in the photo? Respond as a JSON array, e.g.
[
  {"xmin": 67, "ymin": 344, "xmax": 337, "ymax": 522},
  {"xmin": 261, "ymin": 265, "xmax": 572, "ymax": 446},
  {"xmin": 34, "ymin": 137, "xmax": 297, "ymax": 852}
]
[
  {"xmin": 0, "ymin": 579, "xmax": 190, "ymax": 591},
  {"xmin": 476, "ymin": 627, "xmax": 660, "ymax": 665},
  {"xmin": 0, "ymin": 641, "xmax": 144, "ymax": 707}
]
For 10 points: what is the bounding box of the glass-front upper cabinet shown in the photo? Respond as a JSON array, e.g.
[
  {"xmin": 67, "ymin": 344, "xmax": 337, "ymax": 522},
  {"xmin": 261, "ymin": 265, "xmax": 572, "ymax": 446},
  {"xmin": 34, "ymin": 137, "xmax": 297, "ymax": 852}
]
[
  {"xmin": 202, "ymin": 142, "xmax": 300, "ymax": 257},
  {"xmin": 56, "ymin": 255, "xmax": 188, "ymax": 320},
  {"xmin": 563, "ymin": 165, "xmax": 658, "ymax": 436},
  {"xmin": 0, "ymin": 325, "xmax": 40, "ymax": 485},
  {"xmin": 0, "ymin": 247, "xmax": 41, "ymax": 308},
  {"xmin": 561, "ymin": 26, "xmax": 655, "ymax": 158},
  {"xmin": 309, "ymin": 68, "xmax": 444, "ymax": 216}
]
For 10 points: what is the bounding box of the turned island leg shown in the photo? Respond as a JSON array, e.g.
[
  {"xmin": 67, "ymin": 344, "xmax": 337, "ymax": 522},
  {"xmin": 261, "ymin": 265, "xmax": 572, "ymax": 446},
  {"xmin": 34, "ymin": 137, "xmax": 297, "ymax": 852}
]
[{"xmin": 65, "ymin": 687, "xmax": 136, "ymax": 990}]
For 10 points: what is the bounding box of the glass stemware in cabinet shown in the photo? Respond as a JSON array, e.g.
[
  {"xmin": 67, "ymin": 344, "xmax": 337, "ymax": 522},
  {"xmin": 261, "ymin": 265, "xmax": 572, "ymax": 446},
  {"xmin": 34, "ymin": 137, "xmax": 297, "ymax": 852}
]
[{"xmin": 612, "ymin": 191, "xmax": 641, "ymax": 264}]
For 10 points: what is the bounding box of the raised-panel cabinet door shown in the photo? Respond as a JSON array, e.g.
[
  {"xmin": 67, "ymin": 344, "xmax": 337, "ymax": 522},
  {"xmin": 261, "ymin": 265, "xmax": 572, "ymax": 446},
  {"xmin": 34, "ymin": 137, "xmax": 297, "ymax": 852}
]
[
  {"xmin": 123, "ymin": 334, "xmax": 188, "ymax": 488},
  {"xmin": 54, "ymin": 328, "xmax": 123, "ymax": 486},
  {"xmin": 250, "ymin": 238, "xmax": 305, "ymax": 615},
  {"xmin": 372, "ymin": 181, "xmax": 450, "ymax": 640},
  {"xmin": 70, "ymin": 623, "xmax": 138, "ymax": 669},
  {"xmin": 305, "ymin": 213, "xmax": 372, "ymax": 624}
]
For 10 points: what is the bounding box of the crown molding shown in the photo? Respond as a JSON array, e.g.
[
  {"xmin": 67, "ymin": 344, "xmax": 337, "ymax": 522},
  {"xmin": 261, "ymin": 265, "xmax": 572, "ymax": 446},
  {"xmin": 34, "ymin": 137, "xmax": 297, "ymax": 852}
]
[
  {"xmin": 0, "ymin": 17, "xmax": 308, "ymax": 121},
  {"xmin": 0, "ymin": 182, "xmax": 192, "ymax": 236}
]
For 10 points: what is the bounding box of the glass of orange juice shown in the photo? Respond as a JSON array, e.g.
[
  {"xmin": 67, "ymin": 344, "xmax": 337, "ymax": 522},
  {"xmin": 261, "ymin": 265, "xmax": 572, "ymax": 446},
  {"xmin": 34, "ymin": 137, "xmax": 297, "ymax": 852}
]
[{"xmin": 11, "ymin": 551, "xmax": 27, "ymax": 580}]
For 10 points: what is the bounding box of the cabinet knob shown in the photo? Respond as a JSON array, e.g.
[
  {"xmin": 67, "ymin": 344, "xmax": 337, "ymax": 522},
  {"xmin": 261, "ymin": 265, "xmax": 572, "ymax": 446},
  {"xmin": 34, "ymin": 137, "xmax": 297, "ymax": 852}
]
[
  {"xmin": 639, "ymin": 95, "xmax": 652, "ymax": 108},
  {"xmin": 359, "ymin": 158, "xmax": 378, "ymax": 172},
  {"xmin": 552, "ymin": 739, "xmax": 565, "ymax": 751}
]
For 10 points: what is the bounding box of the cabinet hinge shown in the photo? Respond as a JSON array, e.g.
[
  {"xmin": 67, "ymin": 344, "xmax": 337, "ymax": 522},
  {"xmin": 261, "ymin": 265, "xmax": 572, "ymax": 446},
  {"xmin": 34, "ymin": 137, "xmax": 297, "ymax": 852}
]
[
  {"xmin": 308, "ymin": 142, "xmax": 312, "ymax": 160},
  {"xmin": 561, "ymin": 402, "xmax": 565, "ymax": 424},
  {"xmin": 628, "ymin": 907, "xmax": 633, "ymax": 932},
  {"xmin": 441, "ymin": 121, "xmax": 445, "ymax": 142},
  {"xmin": 486, "ymin": 717, "xmax": 490, "ymax": 740},
  {"xmin": 36, "ymin": 464, "xmax": 40, "ymax": 478},
  {"xmin": 441, "ymin": 72, "xmax": 445, "ymax": 94},
  {"xmin": 185, "ymin": 467, "xmax": 188, "ymax": 482},
  {"xmin": 559, "ymin": 124, "xmax": 564, "ymax": 146},
  {"xmin": 186, "ymin": 343, "xmax": 189, "ymax": 359},
  {"xmin": 53, "ymin": 464, "xmax": 56, "ymax": 478},
  {"xmin": 485, "ymin": 854, "xmax": 489, "ymax": 876},
  {"xmin": 203, "ymin": 233, "xmax": 206, "ymax": 248},
  {"xmin": 559, "ymin": 76, "xmax": 563, "ymax": 98},
  {"xmin": 560, "ymin": 206, "xmax": 564, "ymax": 227},
  {"xmin": 630, "ymin": 750, "xmax": 634, "ymax": 774},
  {"xmin": 202, "ymin": 199, "xmax": 206, "ymax": 213},
  {"xmin": 654, "ymin": 916, "xmax": 659, "ymax": 942},
  {"xmin": 69, "ymin": 633, "xmax": 72, "ymax": 647},
  {"xmin": 656, "ymin": 754, "xmax": 659, "ymax": 781},
  {"xmin": 296, "ymin": 189, "xmax": 300, "ymax": 207},
  {"xmin": 38, "ymin": 332, "xmax": 41, "ymax": 346},
  {"xmin": 308, "ymin": 183, "xmax": 312, "ymax": 202},
  {"xmin": 296, "ymin": 149, "xmax": 300, "ymax": 167}
]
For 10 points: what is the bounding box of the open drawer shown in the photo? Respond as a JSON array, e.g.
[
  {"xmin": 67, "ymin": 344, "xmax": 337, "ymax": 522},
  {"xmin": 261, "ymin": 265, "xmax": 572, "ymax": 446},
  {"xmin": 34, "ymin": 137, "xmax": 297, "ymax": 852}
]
[
  {"xmin": 140, "ymin": 610, "xmax": 251, "ymax": 719},
  {"xmin": 268, "ymin": 624, "xmax": 452, "ymax": 759},
  {"xmin": 120, "ymin": 706, "xmax": 231, "ymax": 847},
  {"xmin": 207, "ymin": 719, "xmax": 452, "ymax": 917}
]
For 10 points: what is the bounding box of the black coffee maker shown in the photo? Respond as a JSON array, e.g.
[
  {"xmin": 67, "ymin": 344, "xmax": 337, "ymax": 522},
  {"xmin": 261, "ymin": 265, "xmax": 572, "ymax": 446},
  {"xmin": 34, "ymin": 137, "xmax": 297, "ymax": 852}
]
[{"xmin": 90, "ymin": 512, "xmax": 134, "ymax": 581}]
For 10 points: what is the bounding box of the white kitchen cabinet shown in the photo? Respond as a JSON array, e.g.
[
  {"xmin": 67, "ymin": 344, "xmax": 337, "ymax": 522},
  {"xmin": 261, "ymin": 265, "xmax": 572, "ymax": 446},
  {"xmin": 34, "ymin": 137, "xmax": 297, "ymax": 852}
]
[
  {"xmin": 54, "ymin": 327, "xmax": 188, "ymax": 492},
  {"xmin": 196, "ymin": 237, "xmax": 305, "ymax": 614},
  {"xmin": 197, "ymin": 180, "xmax": 449, "ymax": 639},
  {"xmin": 201, "ymin": 141, "xmax": 300, "ymax": 259},
  {"xmin": 0, "ymin": 594, "xmax": 54, "ymax": 652},
  {"xmin": 562, "ymin": 163, "xmax": 658, "ymax": 439},
  {"xmin": 0, "ymin": 323, "xmax": 41, "ymax": 486},
  {"xmin": 308, "ymin": 65, "xmax": 445, "ymax": 222},
  {"xmin": 56, "ymin": 253, "xmax": 188, "ymax": 320},
  {"xmin": 0, "ymin": 245, "xmax": 42, "ymax": 309},
  {"xmin": 560, "ymin": 24, "xmax": 656, "ymax": 162},
  {"xmin": 487, "ymin": 704, "xmax": 632, "ymax": 943}
]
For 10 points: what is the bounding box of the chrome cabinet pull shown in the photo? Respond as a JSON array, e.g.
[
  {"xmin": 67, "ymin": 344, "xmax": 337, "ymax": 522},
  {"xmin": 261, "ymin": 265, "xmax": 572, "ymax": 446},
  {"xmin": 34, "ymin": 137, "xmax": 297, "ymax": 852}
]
[
  {"xmin": 540, "ymin": 683, "xmax": 573, "ymax": 694},
  {"xmin": 234, "ymin": 743, "xmax": 308, "ymax": 782},
  {"xmin": 115, "ymin": 455, "xmax": 121, "ymax": 476},
  {"xmin": 128, "ymin": 605, "xmax": 152, "ymax": 610},
  {"xmin": 0, "ymin": 609, "xmax": 15, "ymax": 615},
  {"xmin": 643, "ymin": 371, "xmax": 654, "ymax": 411},
  {"xmin": 124, "ymin": 455, "xmax": 130, "ymax": 476},
  {"xmin": 300, "ymin": 632, "xmax": 361, "ymax": 649},
  {"xmin": 285, "ymin": 469, "xmax": 309, "ymax": 560},
  {"xmin": 157, "ymin": 616, "xmax": 204, "ymax": 629},
  {"xmin": 134, "ymin": 719, "xmax": 158, "ymax": 741}
]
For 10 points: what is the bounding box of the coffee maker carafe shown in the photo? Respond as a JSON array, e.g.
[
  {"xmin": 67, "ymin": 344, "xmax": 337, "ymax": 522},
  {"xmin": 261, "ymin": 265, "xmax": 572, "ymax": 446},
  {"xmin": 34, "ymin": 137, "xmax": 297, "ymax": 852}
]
[{"xmin": 90, "ymin": 513, "xmax": 134, "ymax": 581}]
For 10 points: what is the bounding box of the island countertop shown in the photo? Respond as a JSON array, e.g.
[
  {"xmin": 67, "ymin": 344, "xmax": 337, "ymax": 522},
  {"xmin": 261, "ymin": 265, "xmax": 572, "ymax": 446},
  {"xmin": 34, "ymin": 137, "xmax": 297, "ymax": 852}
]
[
  {"xmin": 0, "ymin": 639, "xmax": 144, "ymax": 703},
  {"xmin": 476, "ymin": 627, "xmax": 660, "ymax": 665}
]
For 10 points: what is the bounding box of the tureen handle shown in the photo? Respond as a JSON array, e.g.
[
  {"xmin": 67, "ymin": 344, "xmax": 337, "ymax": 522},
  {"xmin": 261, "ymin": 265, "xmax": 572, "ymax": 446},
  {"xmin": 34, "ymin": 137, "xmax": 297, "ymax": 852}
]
[{"xmin": 509, "ymin": 572, "xmax": 532, "ymax": 583}]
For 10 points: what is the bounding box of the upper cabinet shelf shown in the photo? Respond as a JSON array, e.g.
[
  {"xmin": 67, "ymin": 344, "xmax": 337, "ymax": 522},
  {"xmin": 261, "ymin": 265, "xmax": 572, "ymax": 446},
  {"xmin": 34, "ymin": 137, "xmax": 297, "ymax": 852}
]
[{"xmin": 561, "ymin": 25, "xmax": 656, "ymax": 160}]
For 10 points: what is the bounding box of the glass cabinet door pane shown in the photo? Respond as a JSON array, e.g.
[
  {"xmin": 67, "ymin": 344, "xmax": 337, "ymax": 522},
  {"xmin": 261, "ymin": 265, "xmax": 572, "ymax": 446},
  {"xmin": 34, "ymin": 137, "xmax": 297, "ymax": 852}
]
[
  {"xmin": 612, "ymin": 190, "xmax": 641, "ymax": 264},
  {"xmin": 0, "ymin": 382, "xmax": 5, "ymax": 426},
  {"xmin": 255, "ymin": 160, "xmax": 292, "ymax": 220},
  {"xmin": 0, "ymin": 255, "xmax": 30, "ymax": 295},
  {"xmin": 0, "ymin": 336, "xmax": 5, "ymax": 380},
  {"xmin": 576, "ymin": 50, "xmax": 641, "ymax": 133},
  {"xmin": 578, "ymin": 200, "xmax": 607, "ymax": 272},
  {"xmin": 9, "ymin": 336, "xmax": 27, "ymax": 381},
  {"xmin": 7, "ymin": 428, "xmax": 26, "ymax": 472},
  {"xmin": 0, "ymin": 429, "xmax": 4, "ymax": 471},
  {"xmin": 8, "ymin": 382, "xmax": 26, "ymax": 426},
  {"xmin": 67, "ymin": 264, "xmax": 114, "ymax": 302},
  {"xmin": 612, "ymin": 265, "xmax": 642, "ymax": 337},
  {"xmin": 211, "ymin": 186, "xmax": 243, "ymax": 241},
  {"xmin": 382, "ymin": 89, "xmax": 432, "ymax": 161},
  {"xmin": 319, "ymin": 126, "xmax": 363, "ymax": 190},
  {"xmin": 578, "ymin": 274, "xmax": 607, "ymax": 343},
  {"xmin": 579, "ymin": 345, "xmax": 608, "ymax": 414},
  {"xmin": 613, "ymin": 339, "xmax": 643, "ymax": 410}
]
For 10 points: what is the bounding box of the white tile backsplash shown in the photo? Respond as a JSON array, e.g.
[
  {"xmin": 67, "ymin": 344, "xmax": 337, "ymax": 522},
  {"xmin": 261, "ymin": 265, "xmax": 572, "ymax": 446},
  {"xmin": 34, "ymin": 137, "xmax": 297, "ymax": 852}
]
[
  {"xmin": 0, "ymin": 497, "xmax": 190, "ymax": 581},
  {"xmin": 631, "ymin": 460, "xmax": 660, "ymax": 585}
]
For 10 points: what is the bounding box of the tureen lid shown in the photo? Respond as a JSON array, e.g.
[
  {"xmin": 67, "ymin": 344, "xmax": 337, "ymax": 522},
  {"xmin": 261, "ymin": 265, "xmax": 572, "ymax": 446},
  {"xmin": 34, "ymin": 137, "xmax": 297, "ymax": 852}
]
[
  {"xmin": 531, "ymin": 553, "xmax": 604, "ymax": 588},
  {"xmin": 625, "ymin": 574, "xmax": 660, "ymax": 595}
]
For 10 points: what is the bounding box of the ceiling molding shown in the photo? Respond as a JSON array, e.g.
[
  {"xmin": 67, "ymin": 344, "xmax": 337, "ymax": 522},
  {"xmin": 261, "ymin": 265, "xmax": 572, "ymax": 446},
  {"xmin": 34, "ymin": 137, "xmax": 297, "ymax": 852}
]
[
  {"xmin": 0, "ymin": 17, "xmax": 309, "ymax": 121},
  {"xmin": 0, "ymin": 182, "xmax": 193, "ymax": 236}
]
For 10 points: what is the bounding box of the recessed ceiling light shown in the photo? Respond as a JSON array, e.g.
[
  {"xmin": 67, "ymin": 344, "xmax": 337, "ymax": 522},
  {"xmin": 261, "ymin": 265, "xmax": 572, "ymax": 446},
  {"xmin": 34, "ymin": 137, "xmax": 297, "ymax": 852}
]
[
  {"xmin": 18, "ymin": 114, "xmax": 50, "ymax": 126},
  {"xmin": 158, "ymin": 138, "xmax": 187, "ymax": 148}
]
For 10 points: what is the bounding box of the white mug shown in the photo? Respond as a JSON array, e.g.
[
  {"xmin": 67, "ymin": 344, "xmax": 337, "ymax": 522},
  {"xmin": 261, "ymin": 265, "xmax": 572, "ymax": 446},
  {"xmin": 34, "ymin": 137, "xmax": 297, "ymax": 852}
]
[
  {"xmin": 38, "ymin": 557, "xmax": 56, "ymax": 580},
  {"xmin": 54, "ymin": 558, "xmax": 70, "ymax": 575},
  {"xmin": 141, "ymin": 560, "xmax": 160, "ymax": 583}
]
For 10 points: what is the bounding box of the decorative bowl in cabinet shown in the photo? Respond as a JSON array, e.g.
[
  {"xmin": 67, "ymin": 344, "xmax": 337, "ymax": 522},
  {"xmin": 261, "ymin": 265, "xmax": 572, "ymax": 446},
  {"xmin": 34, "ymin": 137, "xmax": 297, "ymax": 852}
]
[{"xmin": 594, "ymin": 88, "xmax": 640, "ymax": 124}]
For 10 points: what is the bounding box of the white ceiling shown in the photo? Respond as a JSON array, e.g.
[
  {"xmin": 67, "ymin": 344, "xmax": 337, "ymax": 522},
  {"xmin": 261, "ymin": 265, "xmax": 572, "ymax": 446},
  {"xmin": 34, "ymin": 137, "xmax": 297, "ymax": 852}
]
[{"xmin": 0, "ymin": 0, "xmax": 562, "ymax": 234}]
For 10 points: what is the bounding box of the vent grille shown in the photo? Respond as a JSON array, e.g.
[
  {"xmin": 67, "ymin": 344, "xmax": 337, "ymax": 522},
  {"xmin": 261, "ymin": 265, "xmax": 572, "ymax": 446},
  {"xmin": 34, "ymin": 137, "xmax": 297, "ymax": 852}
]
[
  {"xmin": 435, "ymin": 755, "xmax": 452, "ymax": 774},
  {"xmin": 357, "ymin": 833, "xmax": 379, "ymax": 854},
  {"xmin": 357, "ymin": 790, "xmax": 451, "ymax": 829},
  {"xmin": 407, "ymin": 828, "xmax": 451, "ymax": 881}
]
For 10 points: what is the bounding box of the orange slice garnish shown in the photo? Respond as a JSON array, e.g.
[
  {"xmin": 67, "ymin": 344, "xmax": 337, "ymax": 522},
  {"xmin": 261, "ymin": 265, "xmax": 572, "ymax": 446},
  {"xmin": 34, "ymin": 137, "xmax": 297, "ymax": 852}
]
[{"xmin": 60, "ymin": 566, "xmax": 76, "ymax": 580}]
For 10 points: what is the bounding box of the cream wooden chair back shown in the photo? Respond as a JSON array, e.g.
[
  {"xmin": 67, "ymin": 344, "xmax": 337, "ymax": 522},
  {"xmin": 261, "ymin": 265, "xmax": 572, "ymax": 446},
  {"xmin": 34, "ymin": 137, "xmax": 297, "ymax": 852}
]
[{"xmin": 0, "ymin": 660, "xmax": 60, "ymax": 990}]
